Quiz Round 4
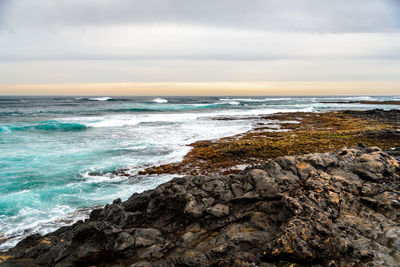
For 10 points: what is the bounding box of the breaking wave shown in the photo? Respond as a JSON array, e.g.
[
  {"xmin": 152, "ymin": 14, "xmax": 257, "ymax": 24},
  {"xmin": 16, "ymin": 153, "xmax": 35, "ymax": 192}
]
[{"xmin": 0, "ymin": 122, "xmax": 88, "ymax": 133}]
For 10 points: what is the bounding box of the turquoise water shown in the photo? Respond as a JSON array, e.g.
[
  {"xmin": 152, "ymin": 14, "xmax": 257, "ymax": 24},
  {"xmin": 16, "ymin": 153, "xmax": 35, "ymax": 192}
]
[{"xmin": 0, "ymin": 95, "xmax": 399, "ymax": 250}]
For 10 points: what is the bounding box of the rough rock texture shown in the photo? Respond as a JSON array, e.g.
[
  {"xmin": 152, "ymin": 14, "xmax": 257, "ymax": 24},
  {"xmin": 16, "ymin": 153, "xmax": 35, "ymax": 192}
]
[{"xmin": 1, "ymin": 146, "xmax": 400, "ymax": 266}]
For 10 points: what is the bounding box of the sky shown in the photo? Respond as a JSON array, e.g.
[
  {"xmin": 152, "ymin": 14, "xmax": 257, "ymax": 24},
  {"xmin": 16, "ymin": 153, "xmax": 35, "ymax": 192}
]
[{"xmin": 0, "ymin": 0, "xmax": 399, "ymax": 95}]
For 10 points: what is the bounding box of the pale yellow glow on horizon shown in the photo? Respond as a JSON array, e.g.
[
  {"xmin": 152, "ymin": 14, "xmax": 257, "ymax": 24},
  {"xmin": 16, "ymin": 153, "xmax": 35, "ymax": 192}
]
[{"xmin": 0, "ymin": 81, "xmax": 399, "ymax": 96}]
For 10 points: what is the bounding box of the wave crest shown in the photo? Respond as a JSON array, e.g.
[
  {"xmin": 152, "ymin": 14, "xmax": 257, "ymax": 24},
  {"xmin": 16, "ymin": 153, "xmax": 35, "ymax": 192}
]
[
  {"xmin": 76, "ymin": 97, "xmax": 113, "ymax": 101},
  {"xmin": 152, "ymin": 98, "xmax": 168, "ymax": 103},
  {"xmin": 89, "ymin": 97, "xmax": 112, "ymax": 101},
  {"xmin": 0, "ymin": 122, "xmax": 88, "ymax": 133}
]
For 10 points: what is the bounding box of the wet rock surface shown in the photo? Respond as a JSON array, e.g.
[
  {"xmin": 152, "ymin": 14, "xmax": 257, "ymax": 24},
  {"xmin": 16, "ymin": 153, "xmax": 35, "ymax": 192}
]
[
  {"xmin": 139, "ymin": 109, "xmax": 400, "ymax": 176},
  {"xmin": 1, "ymin": 146, "xmax": 400, "ymax": 266}
]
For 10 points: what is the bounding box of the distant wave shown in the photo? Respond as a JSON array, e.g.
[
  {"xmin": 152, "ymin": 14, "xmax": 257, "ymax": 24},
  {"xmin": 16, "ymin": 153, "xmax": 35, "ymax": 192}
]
[
  {"xmin": 263, "ymin": 97, "xmax": 293, "ymax": 101},
  {"xmin": 220, "ymin": 98, "xmax": 291, "ymax": 103},
  {"xmin": 0, "ymin": 122, "xmax": 88, "ymax": 133},
  {"xmin": 85, "ymin": 106, "xmax": 315, "ymax": 128},
  {"xmin": 152, "ymin": 98, "xmax": 168, "ymax": 103},
  {"xmin": 105, "ymin": 103, "xmax": 227, "ymax": 113},
  {"xmin": 220, "ymin": 98, "xmax": 265, "ymax": 102},
  {"xmin": 89, "ymin": 97, "xmax": 113, "ymax": 101},
  {"xmin": 85, "ymin": 113, "xmax": 200, "ymax": 128},
  {"xmin": 224, "ymin": 101, "xmax": 240, "ymax": 105},
  {"xmin": 213, "ymin": 106, "xmax": 314, "ymax": 117},
  {"xmin": 323, "ymin": 96, "xmax": 373, "ymax": 101},
  {"xmin": 76, "ymin": 97, "xmax": 113, "ymax": 101},
  {"xmin": 0, "ymin": 111, "xmax": 24, "ymax": 117}
]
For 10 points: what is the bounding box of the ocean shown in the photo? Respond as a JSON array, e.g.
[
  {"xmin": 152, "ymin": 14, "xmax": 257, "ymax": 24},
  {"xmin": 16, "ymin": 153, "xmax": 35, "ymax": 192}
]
[{"xmin": 0, "ymin": 95, "xmax": 399, "ymax": 250}]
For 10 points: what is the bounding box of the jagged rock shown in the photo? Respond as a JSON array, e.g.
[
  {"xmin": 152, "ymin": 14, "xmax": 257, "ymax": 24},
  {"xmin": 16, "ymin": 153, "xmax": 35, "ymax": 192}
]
[
  {"xmin": 134, "ymin": 228, "xmax": 162, "ymax": 247},
  {"xmin": 1, "ymin": 147, "xmax": 400, "ymax": 266},
  {"xmin": 206, "ymin": 204, "xmax": 230, "ymax": 217}
]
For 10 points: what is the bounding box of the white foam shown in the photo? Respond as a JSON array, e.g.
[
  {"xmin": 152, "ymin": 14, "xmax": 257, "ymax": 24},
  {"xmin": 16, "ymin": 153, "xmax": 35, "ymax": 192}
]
[
  {"xmin": 60, "ymin": 105, "xmax": 313, "ymax": 129},
  {"xmin": 220, "ymin": 98, "xmax": 265, "ymax": 102},
  {"xmin": 321, "ymin": 96, "xmax": 372, "ymax": 101},
  {"xmin": 219, "ymin": 97, "xmax": 292, "ymax": 102},
  {"xmin": 81, "ymin": 171, "xmax": 127, "ymax": 183},
  {"xmin": 0, "ymin": 126, "xmax": 11, "ymax": 133},
  {"xmin": 152, "ymin": 98, "xmax": 168, "ymax": 103},
  {"xmin": 264, "ymin": 97, "xmax": 293, "ymax": 101},
  {"xmin": 90, "ymin": 116, "xmax": 140, "ymax": 127},
  {"xmin": 209, "ymin": 106, "xmax": 313, "ymax": 117},
  {"xmin": 89, "ymin": 97, "xmax": 112, "ymax": 101},
  {"xmin": 87, "ymin": 113, "xmax": 200, "ymax": 128},
  {"xmin": 0, "ymin": 103, "xmax": 316, "ymax": 251},
  {"xmin": 0, "ymin": 204, "xmax": 86, "ymax": 251},
  {"xmin": 0, "ymin": 173, "xmax": 180, "ymax": 251}
]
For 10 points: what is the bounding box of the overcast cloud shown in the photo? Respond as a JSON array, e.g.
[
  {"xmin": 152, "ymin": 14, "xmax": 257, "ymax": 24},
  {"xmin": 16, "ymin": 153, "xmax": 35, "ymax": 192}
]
[
  {"xmin": 2, "ymin": 0, "xmax": 399, "ymax": 32},
  {"xmin": 0, "ymin": 0, "xmax": 399, "ymax": 85}
]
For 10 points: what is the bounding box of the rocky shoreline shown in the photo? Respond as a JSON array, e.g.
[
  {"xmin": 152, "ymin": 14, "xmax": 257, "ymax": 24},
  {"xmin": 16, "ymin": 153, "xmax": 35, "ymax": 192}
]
[
  {"xmin": 1, "ymin": 145, "xmax": 400, "ymax": 266},
  {"xmin": 320, "ymin": 100, "xmax": 400, "ymax": 106},
  {"xmin": 139, "ymin": 109, "xmax": 400, "ymax": 176},
  {"xmin": 1, "ymin": 109, "xmax": 400, "ymax": 267}
]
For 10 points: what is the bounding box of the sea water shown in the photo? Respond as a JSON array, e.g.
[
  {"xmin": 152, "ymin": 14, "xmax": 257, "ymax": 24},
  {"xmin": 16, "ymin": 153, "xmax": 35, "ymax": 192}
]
[{"xmin": 0, "ymin": 95, "xmax": 399, "ymax": 250}]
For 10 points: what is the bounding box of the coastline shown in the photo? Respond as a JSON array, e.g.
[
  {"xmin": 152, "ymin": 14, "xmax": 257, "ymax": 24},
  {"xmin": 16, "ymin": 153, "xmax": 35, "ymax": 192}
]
[
  {"xmin": 320, "ymin": 100, "xmax": 400, "ymax": 105},
  {"xmin": 2, "ymin": 145, "xmax": 399, "ymax": 266},
  {"xmin": 1, "ymin": 108, "xmax": 400, "ymax": 266},
  {"xmin": 2, "ymin": 0, "xmax": 400, "ymax": 264},
  {"xmin": 139, "ymin": 109, "xmax": 400, "ymax": 176}
]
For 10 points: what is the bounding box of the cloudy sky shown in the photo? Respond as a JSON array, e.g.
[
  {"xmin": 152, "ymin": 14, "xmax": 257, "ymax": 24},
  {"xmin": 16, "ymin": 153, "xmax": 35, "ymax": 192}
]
[{"xmin": 0, "ymin": 0, "xmax": 399, "ymax": 95}]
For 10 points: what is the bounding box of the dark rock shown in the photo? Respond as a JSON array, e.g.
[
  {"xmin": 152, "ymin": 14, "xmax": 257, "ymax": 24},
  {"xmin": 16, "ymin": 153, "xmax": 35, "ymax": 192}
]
[
  {"xmin": 206, "ymin": 204, "xmax": 230, "ymax": 217},
  {"xmin": 1, "ymin": 147, "xmax": 400, "ymax": 266},
  {"xmin": 134, "ymin": 228, "xmax": 162, "ymax": 247},
  {"xmin": 358, "ymin": 143, "xmax": 367, "ymax": 148}
]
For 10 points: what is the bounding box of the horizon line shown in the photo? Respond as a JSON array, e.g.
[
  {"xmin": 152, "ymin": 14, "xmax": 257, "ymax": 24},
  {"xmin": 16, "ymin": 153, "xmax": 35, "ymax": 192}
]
[{"xmin": 0, "ymin": 81, "xmax": 399, "ymax": 96}]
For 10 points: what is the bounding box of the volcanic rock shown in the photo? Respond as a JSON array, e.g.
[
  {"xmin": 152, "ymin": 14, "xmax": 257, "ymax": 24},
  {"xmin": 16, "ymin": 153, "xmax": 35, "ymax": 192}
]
[{"xmin": 1, "ymin": 147, "xmax": 399, "ymax": 266}]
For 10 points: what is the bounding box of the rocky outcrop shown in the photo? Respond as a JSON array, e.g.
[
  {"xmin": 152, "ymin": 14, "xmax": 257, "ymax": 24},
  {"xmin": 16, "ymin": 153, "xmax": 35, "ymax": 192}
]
[
  {"xmin": 138, "ymin": 110, "xmax": 400, "ymax": 176},
  {"xmin": 1, "ymin": 146, "xmax": 400, "ymax": 266}
]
